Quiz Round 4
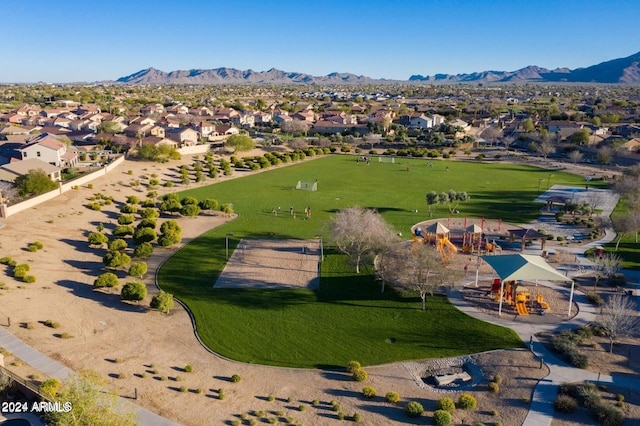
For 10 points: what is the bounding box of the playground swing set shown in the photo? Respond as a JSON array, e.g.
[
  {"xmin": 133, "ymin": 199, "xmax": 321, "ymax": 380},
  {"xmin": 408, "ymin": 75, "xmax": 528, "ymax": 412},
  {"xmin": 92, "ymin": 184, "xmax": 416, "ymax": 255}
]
[{"xmin": 490, "ymin": 279, "xmax": 550, "ymax": 316}]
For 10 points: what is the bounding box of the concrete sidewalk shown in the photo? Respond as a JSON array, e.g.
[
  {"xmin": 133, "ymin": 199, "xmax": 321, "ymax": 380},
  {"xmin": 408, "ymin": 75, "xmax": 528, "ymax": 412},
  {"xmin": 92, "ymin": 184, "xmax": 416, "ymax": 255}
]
[{"xmin": 0, "ymin": 327, "xmax": 180, "ymax": 425}]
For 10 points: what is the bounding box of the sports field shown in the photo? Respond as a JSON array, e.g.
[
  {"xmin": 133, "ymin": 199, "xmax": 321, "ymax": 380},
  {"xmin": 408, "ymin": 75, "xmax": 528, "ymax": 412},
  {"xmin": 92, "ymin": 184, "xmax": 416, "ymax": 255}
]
[{"xmin": 158, "ymin": 155, "xmax": 599, "ymax": 367}]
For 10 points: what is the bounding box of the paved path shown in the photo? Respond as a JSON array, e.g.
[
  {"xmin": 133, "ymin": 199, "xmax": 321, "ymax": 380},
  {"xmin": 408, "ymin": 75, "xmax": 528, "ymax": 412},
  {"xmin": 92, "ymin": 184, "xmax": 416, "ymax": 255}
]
[
  {"xmin": 0, "ymin": 327, "xmax": 180, "ymax": 425},
  {"xmin": 451, "ymin": 186, "xmax": 640, "ymax": 426}
]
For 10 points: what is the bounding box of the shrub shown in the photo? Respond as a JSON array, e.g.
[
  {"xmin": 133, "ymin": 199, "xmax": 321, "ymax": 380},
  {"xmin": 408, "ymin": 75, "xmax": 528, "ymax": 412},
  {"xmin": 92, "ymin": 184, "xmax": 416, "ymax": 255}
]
[
  {"xmin": 88, "ymin": 232, "xmax": 109, "ymax": 246},
  {"xmin": 385, "ymin": 391, "xmax": 400, "ymax": 403},
  {"xmin": 113, "ymin": 225, "xmax": 134, "ymax": 237},
  {"xmin": 0, "ymin": 257, "xmax": 13, "ymax": 265},
  {"xmin": 44, "ymin": 320, "xmax": 60, "ymax": 329},
  {"xmin": 352, "ymin": 369, "xmax": 368, "ymax": 382},
  {"xmin": 137, "ymin": 218, "xmax": 156, "ymax": 229},
  {"xmin": 179, "ymin": 386, "xmax": 187, "ymax": 393},
  {"xmin": 493, "ymin": 374, "xmax": 503, "ymax": 385},
  {"xmin": 554, "ymin": 394, "xmax": 577, "ymax": 413},
  {"xmin": 230, "ymin": 374, "xmax": 241, "ymax": 383},
  {"xmin": 433, "ymin": 409, "xmax": 452, "ymax": 426},
  {"xmin": 93, "ymin": 272, "xmax": 120, "ymax": 288},
  {"xmin": 586, "ymin": 292, "xmax": 603, "ymax": 306},
  {"xmin": 352, "ymin": 412, "xmax": 362, "ymax": 423},
  {"xmin": 437, "ymin": 397, "xmax": 456, "ymax": 412},
  {"xmin": 27, "ymin": 244, "xmax": 38, "ymax": 252},
  {"xmin": 108, "ymin": 238, "xmax": 128, "ymax": 251},
  {"xmin": 120, "ymin": 204, "xmax": 137, "ymax": 214},
  {"xmin": 458, "ymin": 393, "xmax": 477, "ymax": 410},
  {"xmin": 117, "ymin": 214, "xmax": 134, "ymax": 225},
  {"xmin": 298, "ymin": 405, "xmax": 306, "ymax": 412},
  {"xmin": 103, "ymin": 251, "xmax": 131, "ymax": 268},
  {"xmin": 39, "ymin": 378, "xmax": 61, "ymax": 398},
  {"xmin": 184, "ymin": 364, "xmax": 193, "ymax": 373},
  {"xmin": 405, "ymin": 401, "xmax": 424, "ymax": 418},
  {"xmin": 362, "ymin": 386, "xmax": 376, "ymax": 398},
  {"xmin": 616, "ymin": 394, "xmax": 624, "ymax": 402},
  {"xmin": 268, "ymin": 395, "xmax": 275, "ymax": 402},
  {"xmin": 13, "ymin": 267, "xmax": 27, "ymax": 279},
  {"xmin": 150, "ymin": 291, "xmax": 174, "ymax": 313},
  {"xmin": 22, "ymin": 274, "xmax": 37, "ymax": 283},
  {"xmin": 133, "ymin": 227, "xmax": 156, "ymax": 244},
  {"xmin": 568, "ymin": 351, "xmax": 588, "ymax": 369},
  {"xmin": 488, "ymin": 381, "xmax": 500, "ymax": 393},
  {"xmin": 180, "ymin": 204, "xmax": 201, "ymax": 217},
  {"xmin": 133, "ymin": 242, "xmax": 154, "ymax": 258},
  {"xmin": 128, "ymin": 261, "xmax": 148, "ymax": 278},
  {"xmin": 121, "ymin": 281, "xmax": 147, "ymax": 301},
  {"xmin": 594, "ymin": 404, "xmax": 624, "ymax": 426},
  {"xmin": 346, "ymin": 360, "xmax": 361, "ymax": 373},
  {"xmin": 578, "ymin": 384, "xmax": 601, "ymax": 408}
]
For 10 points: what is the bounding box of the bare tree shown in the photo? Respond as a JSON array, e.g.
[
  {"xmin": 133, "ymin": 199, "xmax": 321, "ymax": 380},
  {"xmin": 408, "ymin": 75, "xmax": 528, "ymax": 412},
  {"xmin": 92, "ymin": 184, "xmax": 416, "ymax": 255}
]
[
  {"xmin": 590, "ymin": 252, "xmax": 622, "ymax": 290},
  {"xmin": 379, "ymin": 243, "xmax": 459, "ymax": 310},
  {"xmin": 281, "ymin": 120, "xmax": 308, "ymax": 136},
  {"xmin": 287, "ymin": 138, "xmax": 307, "ymax": 150},
  {"xmin": 537, "ymin": 139, "xmax": 556, "ymax": 160},
  {"xmin": 329, "ymin": 207, "xmax": 397, "ymax": 273},
  {"xmin": 480, "ymin": 127, "xmax": 502, "ymax": 147},
  {"xmin": 597, "ymin": 294, "xmax": 638, "ymax": 353},
  {"xmin": 585, "ymin": 190, "xmax": 605, "ymax": 215},
  {"xmin": 502, "ymin": 136, "xmax": 515, "ymax": 152},
  {"xmin": 567, "ymin": 150, "xmax": 584, "ymax": 164},
  {"xmin": 612, "ymin": 213, "xmax": 635, "ymax": 250}
]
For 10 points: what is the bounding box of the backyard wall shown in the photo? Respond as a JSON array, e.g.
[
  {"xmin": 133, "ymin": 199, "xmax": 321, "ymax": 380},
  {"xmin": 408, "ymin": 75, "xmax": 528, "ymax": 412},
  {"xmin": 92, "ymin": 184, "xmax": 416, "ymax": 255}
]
[{"xmin": 0, "ymin": 155, "xmax": 125, "ymax": 218}]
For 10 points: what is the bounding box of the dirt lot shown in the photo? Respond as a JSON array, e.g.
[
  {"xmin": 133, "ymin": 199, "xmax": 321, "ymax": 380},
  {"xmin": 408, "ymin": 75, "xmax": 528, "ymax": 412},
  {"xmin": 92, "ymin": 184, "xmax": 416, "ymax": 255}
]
[{"xmin": 0, "ymin": 151, "xmax": 637, "ymax": 425}]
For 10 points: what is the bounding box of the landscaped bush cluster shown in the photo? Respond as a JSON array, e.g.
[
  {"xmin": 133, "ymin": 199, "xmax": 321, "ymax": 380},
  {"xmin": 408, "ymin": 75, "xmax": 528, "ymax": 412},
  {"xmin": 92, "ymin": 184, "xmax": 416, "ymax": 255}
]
[
  {"xmin": 550, "ymin": 329, "xmax": 590, "ymax": 368},
  {"xmin": 28, "ymin": 241, "xmax": 44, "ymax": 252},
  {"xmin": 556, "ymin": 383, "xmax": 625, "ymax": 425},
  {"xmin": 488, "ymin": 374, "xmax": 502, "ymax": 393},
  {"xmin": 347, "ymin": 360, "xmax": 368, "ymax": 382}
]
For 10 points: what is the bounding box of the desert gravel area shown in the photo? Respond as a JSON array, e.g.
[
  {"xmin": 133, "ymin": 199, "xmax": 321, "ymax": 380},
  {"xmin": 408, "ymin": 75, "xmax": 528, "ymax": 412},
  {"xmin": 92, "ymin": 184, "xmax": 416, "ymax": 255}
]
[{"xmin": 0, "ymin": 151, "xmax": 635, "ymax": 425}]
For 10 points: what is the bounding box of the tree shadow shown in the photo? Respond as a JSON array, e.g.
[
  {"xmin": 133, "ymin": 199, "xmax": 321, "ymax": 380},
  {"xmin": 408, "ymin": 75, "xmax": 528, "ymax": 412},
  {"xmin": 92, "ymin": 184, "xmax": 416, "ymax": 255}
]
[
  {"xmin": 56, "ymin": 279, "xmax": 147, "ymax": 313},
  {"xmin": 60, "ymin": 238, "xmax": 94, "ymax": 253},
  {"xmin": 63, "ymin": 259, "xmax": 104, "ymax": 275}
]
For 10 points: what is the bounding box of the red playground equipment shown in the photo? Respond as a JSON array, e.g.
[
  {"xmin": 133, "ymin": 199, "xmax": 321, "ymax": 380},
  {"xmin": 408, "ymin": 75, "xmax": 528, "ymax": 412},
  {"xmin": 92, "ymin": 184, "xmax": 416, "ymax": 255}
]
[{"xmin": 490, "ymin": 278, "xmax": 551, "ymax": 315}]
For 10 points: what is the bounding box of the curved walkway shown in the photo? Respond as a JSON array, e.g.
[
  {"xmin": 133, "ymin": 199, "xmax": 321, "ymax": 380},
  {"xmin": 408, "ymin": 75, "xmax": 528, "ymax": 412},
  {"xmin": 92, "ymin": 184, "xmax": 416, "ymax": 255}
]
[{"xmin": 449, "ymin": 186, "xmax": 640, "ymax": 426}]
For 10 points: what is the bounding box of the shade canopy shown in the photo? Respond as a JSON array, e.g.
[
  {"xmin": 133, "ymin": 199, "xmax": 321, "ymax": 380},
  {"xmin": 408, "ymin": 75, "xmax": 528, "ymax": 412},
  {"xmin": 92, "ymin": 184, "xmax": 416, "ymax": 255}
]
[
  {"xmin": 425, "ymin": 222, "xmax": 450, "ymax": 234},
  {"xmin": 480, "ymin": 254, "xmax": 570, "ymax": 283},
  {"xmin": 466, "ymin": 224, "xmax": 483, "ymax": 234}
]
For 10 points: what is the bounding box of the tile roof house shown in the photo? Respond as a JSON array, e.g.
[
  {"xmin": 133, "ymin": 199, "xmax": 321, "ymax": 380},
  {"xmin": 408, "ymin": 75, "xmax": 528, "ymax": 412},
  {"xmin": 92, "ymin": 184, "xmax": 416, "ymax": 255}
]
[
  {"xmin": 19, "ymin": 133, "xmax": 78, "ymax": 168},
  {"xmin": 0, "ymin": 158, "xmax": 62, "ymax": 183}
]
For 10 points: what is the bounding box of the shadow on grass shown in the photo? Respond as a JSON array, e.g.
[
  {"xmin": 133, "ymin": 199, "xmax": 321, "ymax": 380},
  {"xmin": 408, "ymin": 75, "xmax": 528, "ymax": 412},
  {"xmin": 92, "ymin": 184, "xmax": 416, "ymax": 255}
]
[{"xmin": 56, "ymin": 279, "xmax": 147, "ymax": 313}]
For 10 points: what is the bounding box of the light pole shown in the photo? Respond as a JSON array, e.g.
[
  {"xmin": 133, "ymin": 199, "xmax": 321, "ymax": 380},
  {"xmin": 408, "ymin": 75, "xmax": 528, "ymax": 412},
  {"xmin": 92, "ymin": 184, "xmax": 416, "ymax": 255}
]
[
  {"xmin": 537, "ymin": 178, "xmax": 545, "ymax": 193},
  {"xmin": 225, "ymin": 232, "xmax": 234, "ymax": 260}
]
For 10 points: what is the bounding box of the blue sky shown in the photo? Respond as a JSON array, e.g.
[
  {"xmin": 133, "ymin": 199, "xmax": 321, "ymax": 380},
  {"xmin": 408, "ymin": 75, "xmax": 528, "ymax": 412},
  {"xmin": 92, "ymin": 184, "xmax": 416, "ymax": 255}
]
[{"xmin": 3, "ymin": 0, "xmax": 639, "ymax": 83}]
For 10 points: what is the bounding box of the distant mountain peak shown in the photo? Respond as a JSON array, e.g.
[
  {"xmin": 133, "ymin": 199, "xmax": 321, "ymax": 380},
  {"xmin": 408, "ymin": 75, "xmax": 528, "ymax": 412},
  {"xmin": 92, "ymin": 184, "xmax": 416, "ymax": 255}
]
[{"xmin": 115, "ymin": 51, "xmax": 640, "ymax": 84}]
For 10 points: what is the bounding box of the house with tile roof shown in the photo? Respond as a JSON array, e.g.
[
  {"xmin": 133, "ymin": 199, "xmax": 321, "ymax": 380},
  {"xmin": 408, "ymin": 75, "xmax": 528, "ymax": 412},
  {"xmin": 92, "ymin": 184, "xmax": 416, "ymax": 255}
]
[{"xmin": 18, "ymin": 133, "xmax": 78, "ymax": 168}]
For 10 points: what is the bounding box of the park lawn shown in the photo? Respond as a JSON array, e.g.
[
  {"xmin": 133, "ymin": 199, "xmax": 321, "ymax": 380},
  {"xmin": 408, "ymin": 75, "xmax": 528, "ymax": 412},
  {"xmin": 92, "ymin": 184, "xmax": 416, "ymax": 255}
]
[
  {"xmin": 158, "ymin": 155, "xmax": 596, "ymax": 367},
  {"xmin": 606, "ymin": 200, "xmax": 640, "ymax": 270}
]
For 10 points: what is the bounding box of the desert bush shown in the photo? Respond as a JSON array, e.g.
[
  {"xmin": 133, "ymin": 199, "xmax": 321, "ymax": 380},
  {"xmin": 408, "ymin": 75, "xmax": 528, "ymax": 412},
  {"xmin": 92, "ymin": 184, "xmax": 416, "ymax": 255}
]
[
  {"xmin": 39, "ymin": 378, "xmax": 61, "ymax": 398},
  {"xmin": 59, "ymin": 333, "xmax": 71, "ymax": 340},
  {"xmin": 616, "ymin": 394, "xmax": 624, "ymax": 402},
  {"xmin": 121, "ymin": 281, "xmax": 147, "ymax": 301},
  {"xmin": 362, "ymin": 386, "xmax": 376, "ymax": 398},
  {"xmin": 27, "ymin": 244, "xmax": 38, "ymax": 252},
  {"xmin": 0, "ymin": 257, "xmax": 13, "ymax": 265},
  {"xmin": 594, "ymin": 404, "xmax": 624, "ymax": 426},
  {"xmin": 13, "ymin": 266, "xmax": 27, "ymax": 279},
  {"xmin": 586, "ymin": 292, "xmax": 603, "ymax": 306},
  {"xmin": 128, "ymin": 261, "xmax": 148, "ymax": 278},
  {"xmin": 298, "ymin": 405, "xmax": 306, "ymax": 411},
  {"xmin": 133, "ymin": 242, "xmax": 154, "ymax": 258},
  {"xmin": 133, "ymin": 227, "xmax": 156, "ymax": 244},
  {"xmin": 230, "ymin": 374, "xmax": 241, "ymax": 383},
  {"xmin": 433, "ymin": 409, "xmax": 452, "ymax": 426},
  {"xmin": 113, "ymin": 225, "xmax": 134, "ymax": 237},
  {"xmin": 488, "ymin": 381, "xmax": 500, "ymax": 393},
  {"xmin": 267, "ymin": 395, "xmax": 275, "ymax": 402},
  {"xmin": 32, "ymin": 241, "xmax": 44, "ymax": 250},
  {"xmin": 554, "ymin": 394, "xmax": 578, "ymax": 413},
  {"xmin": 137, "ymin": 218, "xmax": 156, "ymax": 229},
  {"xmin": 103, "ymin": 251, "xmax": 131, "ymax": 268},
  {"xmin": 437, "ymin": 397, "xmax": 456, "ymax": 412},
  {"xmin": 120, "ymin": 204, "xmax": 137, "ymax": 214},
  {"xmin": 346, "ymin": 360, "xmax": 361, "ymax": 373},
  {"xmin": 568, "ymin": 351, "xmax": 588, "ymax": 369},
  {"xmin": 179, "ymin": 386, "xmax": 187, "ymax": 393},
  {"xmin": 352, "ymin": 412, "xmax": 362, "ymax": 423},
  {"xmin": 93, "ymin": 272, "xmax": 120, "ymax": 288},
  {"xmin": 23, "ymin": 275, "xmax": 36, "ymax": 283},
  {"xmin": 578, "ymin": 384, "xmax": 601, "ymax": 408},
  {"xmin": 458, "ymin": 393, "xmax": 477, "ymax": 409},
  {"xmin": 385, "ymin": 391, "xmax": 400, "ymax": 403},
  {"xmin": 44, "ymin": 320, "xmax": 60, "ymax": 329},
  {"xmin": 493, "ymin": 374, "xmax": 503, "ymax": 385},
  {"xmin": 117, "ymin": 214, "xmax": 134, "ymax": 225},
  {"xmin": 108, "ymin": 238, "xmax": 128, "ymax": 251},
  {"xmin": 352, "ymin": 369, "xmax": 368, "ymax": 382},
  {"xmin": 405, "ymin": 401, "xmax": 424, "ymax": 418},
  {"xmin": 150, "ymin": 290, "xmax": 174, "ymax": 313},
  {"xmin": 184, "ymin": 364, "xmax": 193, "ymax": 373}
]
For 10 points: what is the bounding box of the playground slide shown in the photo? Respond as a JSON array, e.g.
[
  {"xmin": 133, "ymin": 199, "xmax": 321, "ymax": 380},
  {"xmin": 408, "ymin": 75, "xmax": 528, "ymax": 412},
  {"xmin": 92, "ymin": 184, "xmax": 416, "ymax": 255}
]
[
  {"xmin": 536, "ymin": 294, "xmax": 550, "ymax": 310},
  {"xmin": 516, "ymin": 302, "xmax": 529, "ymax": 316},
  {"xmin": 443, "ymin": 239, "xmax": 458, "ymax": 253}
]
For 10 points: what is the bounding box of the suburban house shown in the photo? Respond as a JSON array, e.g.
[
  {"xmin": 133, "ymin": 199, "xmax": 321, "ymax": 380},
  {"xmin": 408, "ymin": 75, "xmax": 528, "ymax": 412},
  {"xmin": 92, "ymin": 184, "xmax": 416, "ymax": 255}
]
[
  {"xmin": 310, "ymin": 121, "xmax": 369, "ymax": 135},
  {"xmin": 140, "ymin": 103, "xmax": 165, "ymax": 116},
  {"xmin": 0, "ymin": 158, "xmax": 62, "ymax": 183},
  {"xmin": 141, "ymin": 136, "xmax": 177, "ymax": 149},
  {"xmin": 18, "ymin": 133, "xmax": 78, "ymax": 168},
  {"xmin": 166, "ymin": 127, "xmax": 200, "ymax": 146}
]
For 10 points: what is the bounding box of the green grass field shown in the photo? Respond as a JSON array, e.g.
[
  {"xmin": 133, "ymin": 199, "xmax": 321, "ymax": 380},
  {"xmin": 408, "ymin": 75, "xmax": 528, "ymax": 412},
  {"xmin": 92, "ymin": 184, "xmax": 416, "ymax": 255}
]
[{"xmin": 157, "ymin": 155, "xmax": 601, "ymax": 367}]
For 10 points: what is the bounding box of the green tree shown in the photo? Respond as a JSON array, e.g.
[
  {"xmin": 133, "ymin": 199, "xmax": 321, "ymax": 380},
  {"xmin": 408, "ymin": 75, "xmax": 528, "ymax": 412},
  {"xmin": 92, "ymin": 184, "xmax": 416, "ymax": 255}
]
[
  {"xmin": 128, "ymin": 261, "xmax": 148, "ymax": 278},
  {"xmin": 150, "ymin": 290, "xmax": 174, "ymax": 313},
  {"xmin": 225, "ymin": 134, "xmax": 255, "ymax": 153},
  {"xmin": 570, "ymin": 128, "xmax": 590, "ymax": 145},
  {"xmin": 180, "ymin": 204, "xmax": 201, "ymax": 217},
  {"xmin": 522, "ymin": 118, "xmax": 535, "ymax": 133},
  {"xmin": 198, "ymin": 198, "xmax": 219, "ymax": 213},
  {"xmin": 97, "ymin": 121, "xmax": 121, "ymax": 134},
  {"xmin": 93, "ymin": 272, "xmax": 119, "ymax": 289},
  {"xmin": 133, "ymin": 227, "xmax": 157, "ymax": 244},
  {"xmin": 121, "ymin": 281, "xmax": 147, "ymax": 301},
  {"xmin": 107, "ymin": 238, "xmax": 128, "ymax": 251},
  {"xmin": 140, "ymin": 208, "xmax": 160, "ymax": 219},
  {"xmin": 426, "ymin": 191, "xmax": 439, "ymax": 217},
  {"xmin": 87, "ymin": 232, "xmax": 108, "ymax": 247},
  {"xmin": 44, "ymin": 370, "xmax": 136, "ymax": 426},
  {"xmin": 160, "ymin": 219, "xmax": 182, "ymax": 234},
  {"xmin": 113, "ymin": 225, "xmax": 135, "ymax": 237},
  {"xmin": 15, "ymin": 169, "xmax": 59, "ymax": 196},
  {"xmin": 133, "ymin": 242, "xmax": 154, "ymax": 258},
  {"xmin": 180, "ymin": 196, "xmax": 198, "ymax": 206},
  {"xmin": 159, "ymin": 197, "xmax": 182, "ymax": 215},
  {"xmin": 158, "ymin": 230, "xmax": 181, "ymax": 247},
  {"xmin": 103, "ymin": 251, "xmax": 131, "ymax": 269}
]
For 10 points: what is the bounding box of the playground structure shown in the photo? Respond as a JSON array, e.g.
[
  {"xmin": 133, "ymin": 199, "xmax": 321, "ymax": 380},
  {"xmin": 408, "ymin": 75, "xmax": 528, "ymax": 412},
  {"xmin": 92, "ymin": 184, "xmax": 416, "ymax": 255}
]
[
  {"xmin": 490, "ymin": 278, "xmax": 551, "ymax": 316},
  {"xmin": 413, "ymin": 222, "xmax": 457, "ymax": 263}
]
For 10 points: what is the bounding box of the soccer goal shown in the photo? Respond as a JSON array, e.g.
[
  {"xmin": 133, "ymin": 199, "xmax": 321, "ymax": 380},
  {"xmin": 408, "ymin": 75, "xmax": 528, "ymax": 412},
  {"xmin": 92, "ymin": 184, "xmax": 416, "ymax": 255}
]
[
  {"xmin": 378, "ymin": 156, "xmax": 395, "ymax": 163},
  {"xmin": 295, "ymin": 180, "xmax": 318, "ymax": 191}
]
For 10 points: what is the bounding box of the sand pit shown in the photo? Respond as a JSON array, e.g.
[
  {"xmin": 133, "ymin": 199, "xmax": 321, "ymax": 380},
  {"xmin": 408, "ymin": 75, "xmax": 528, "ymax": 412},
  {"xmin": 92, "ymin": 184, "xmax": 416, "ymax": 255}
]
[{"xmin": 215, "ymin": 238, "xmax": 321, "ymax": 289}]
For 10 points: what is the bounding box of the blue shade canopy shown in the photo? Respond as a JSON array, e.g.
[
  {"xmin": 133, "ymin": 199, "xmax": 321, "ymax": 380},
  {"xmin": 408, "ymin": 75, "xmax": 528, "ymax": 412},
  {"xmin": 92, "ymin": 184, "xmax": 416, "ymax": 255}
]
[{"xmin": 480, "ymin": 254, "xmax": 570, "ymax": 283}]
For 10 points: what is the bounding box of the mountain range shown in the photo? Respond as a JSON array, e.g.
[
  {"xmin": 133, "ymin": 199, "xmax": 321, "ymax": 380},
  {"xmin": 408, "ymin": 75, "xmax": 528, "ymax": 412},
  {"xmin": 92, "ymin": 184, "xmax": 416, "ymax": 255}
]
[{"xmin": 116, "ymin": 50, "xmax": 640, "ymax": 85}]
